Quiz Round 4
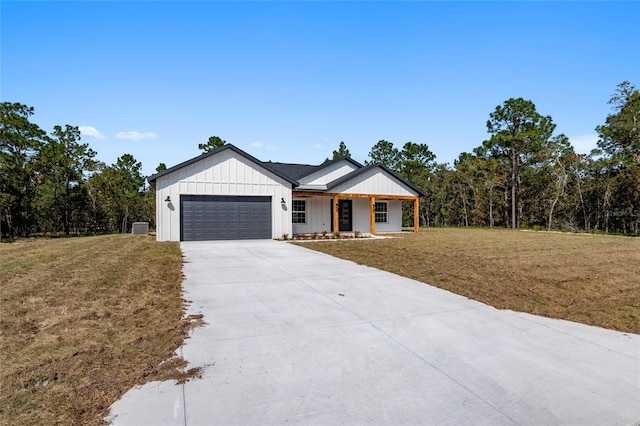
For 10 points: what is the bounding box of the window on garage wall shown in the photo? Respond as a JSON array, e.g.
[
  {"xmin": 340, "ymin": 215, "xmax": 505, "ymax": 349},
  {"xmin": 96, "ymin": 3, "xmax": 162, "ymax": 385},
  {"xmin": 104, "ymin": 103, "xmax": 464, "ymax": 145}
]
[
  {"xmin": 292, "ymin": 199, "xmax": 306, "ymax": 223},
  {"xmin": 374, "ymin": 202, "xmax": 388, "ymax": 223}
]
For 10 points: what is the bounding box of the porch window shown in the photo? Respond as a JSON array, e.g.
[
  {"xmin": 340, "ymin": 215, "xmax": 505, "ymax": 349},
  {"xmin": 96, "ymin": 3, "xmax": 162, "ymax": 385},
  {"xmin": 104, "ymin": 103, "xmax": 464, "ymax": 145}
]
[
  {"xmin": 292, "ymin": 199, "xmax": 306, "ymax": 224},
  {"xmin": 374, "ymin": 202, "xmax": 388, "ymax": 223}
]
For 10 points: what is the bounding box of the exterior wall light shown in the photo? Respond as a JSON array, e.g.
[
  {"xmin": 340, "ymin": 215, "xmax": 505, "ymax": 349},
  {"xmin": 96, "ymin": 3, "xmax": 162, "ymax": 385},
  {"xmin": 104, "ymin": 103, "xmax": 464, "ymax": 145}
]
[
  {"xmin": 165, "ymin": 196, "xmax": 171, "ymax": 203},
  {"xmin": 281, "ymin": 198, "xmax": 286, "ymax": 205}
]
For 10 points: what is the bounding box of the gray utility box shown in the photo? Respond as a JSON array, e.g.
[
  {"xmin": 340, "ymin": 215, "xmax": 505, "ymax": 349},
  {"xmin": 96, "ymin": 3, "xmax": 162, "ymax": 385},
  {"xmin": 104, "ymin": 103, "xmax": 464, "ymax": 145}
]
[{"xmin": 131, "ymin": 222, "xmax": 149, "ymax": 236}]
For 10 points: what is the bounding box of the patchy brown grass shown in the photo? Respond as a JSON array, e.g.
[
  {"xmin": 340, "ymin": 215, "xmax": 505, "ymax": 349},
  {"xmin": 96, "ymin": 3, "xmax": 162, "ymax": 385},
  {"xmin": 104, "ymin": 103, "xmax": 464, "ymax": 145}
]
[
  {"xmin": 0, "ymin": 235, "xmax": 195, "ymax": 425},
  {"xmin": 297, "ymin": 228, "xmax": 640, "ymax": 334}
]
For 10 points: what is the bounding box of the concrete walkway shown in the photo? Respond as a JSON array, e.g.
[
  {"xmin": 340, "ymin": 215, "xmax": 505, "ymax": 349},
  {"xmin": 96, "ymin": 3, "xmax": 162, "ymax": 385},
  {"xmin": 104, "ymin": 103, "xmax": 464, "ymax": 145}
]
[{"xmin": 108, "ymin": 240, "xmax": 640, "ymax": 425}]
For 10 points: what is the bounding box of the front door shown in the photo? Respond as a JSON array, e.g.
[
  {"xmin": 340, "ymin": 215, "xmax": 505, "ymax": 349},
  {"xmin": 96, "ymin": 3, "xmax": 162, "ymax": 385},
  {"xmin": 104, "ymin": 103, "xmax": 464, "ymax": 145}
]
[{"xmin": 338, "ymin": 199, "xmax": 352, "ymax": 232}]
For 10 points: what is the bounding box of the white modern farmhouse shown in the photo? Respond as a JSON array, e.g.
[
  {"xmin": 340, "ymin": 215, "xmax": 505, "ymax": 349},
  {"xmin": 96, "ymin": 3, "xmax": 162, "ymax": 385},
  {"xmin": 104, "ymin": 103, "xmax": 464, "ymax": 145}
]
[{"xmin": 148, "ymin": 144, "xmax": 424, "ymax": 241}]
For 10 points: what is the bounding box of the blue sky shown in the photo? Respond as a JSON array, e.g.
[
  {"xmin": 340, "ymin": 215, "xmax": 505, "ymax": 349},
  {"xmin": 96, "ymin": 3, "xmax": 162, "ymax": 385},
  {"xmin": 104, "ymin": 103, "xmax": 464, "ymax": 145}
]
[{"xmin": 2, "ymin": 1, "xmax": 639, "ymax": 177}]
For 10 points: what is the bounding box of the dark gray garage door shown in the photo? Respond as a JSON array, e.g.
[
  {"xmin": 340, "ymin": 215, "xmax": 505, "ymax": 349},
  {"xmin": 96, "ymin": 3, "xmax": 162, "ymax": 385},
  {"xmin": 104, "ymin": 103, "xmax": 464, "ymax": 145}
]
[{"xmin": 181, "ymin": 195, "xmax": 272, "ymax": 241}]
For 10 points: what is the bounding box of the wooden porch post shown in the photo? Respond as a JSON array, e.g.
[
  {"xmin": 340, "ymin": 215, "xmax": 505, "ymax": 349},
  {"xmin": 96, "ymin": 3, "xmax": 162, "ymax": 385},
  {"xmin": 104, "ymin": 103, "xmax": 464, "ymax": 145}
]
[
  {"xmin": 369, "ymin": 197, "xmax": 376, "ymax": 234},
  {"xmin": 333, "ymin": 194, "xmax": 340, "ymax": 233},
  {"xmin": 414, "ymin": 197, "xmax": 420, "ymax": 233}
]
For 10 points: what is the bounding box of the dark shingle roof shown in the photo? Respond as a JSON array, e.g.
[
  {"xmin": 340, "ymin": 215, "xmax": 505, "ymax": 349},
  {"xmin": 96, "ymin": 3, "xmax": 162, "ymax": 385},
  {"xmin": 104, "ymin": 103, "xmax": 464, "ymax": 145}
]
[
  {"xmin": 262, "ymin": 156, "xmax": 364, "ymax": 181},
  {"xmin": 263, "ymin": 162, "xmax": 320, "ymax": 181}
]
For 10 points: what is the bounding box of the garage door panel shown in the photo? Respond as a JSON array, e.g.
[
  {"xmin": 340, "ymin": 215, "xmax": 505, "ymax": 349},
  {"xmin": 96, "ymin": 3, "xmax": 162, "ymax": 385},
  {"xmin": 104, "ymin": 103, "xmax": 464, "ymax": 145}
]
[{"xmin": 181, "ymin": 195, "xmax": 271, "ymax": 241}]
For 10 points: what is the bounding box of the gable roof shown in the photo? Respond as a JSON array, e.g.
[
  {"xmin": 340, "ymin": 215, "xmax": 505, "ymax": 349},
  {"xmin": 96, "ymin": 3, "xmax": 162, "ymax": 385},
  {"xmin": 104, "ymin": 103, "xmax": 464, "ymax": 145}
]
[
  {"xmin": 147, "ymin": 144, "xmax": 299, "ymax": 185},
  {"xmin": 265, "ymin": 156, "xmax": 364, "ymax": 181},
  {"xmin": 147, "ymin": 144, "xmax": 424, "ymax": 197},
  {"xmin": 317, "ymin": 155, "xmax": 364, "ymax": 171},
  {"xmin": 326, "ymin": 163, "xmax": 426, "ymax": 197}
]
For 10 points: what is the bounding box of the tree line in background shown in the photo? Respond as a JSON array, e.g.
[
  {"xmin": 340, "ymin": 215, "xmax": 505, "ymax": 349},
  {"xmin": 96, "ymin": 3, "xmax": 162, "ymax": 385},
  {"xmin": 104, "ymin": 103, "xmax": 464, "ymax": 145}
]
[
  {"xmin": 0, "ymin": 104, "xmax": 152, "ymax": 238},
  {"xmin": 362, "ymin": 81, "xmax": 638, "ymax": 236},
  {"xmin": 1, "ymin": 81, "xmax": 637, "ymax": 239}
]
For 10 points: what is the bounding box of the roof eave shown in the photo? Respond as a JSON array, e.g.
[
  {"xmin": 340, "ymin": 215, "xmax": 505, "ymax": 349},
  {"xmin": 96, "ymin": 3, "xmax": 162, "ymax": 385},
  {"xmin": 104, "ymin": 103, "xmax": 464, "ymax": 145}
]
[
  {"xmin": 295, "ymin": 156, "xmax": 364, "ymax": 180},
  {"xmin": 147, "ymin": 144, "xmax": 299, "ymax": 186},
  {"xmin": 325, "ymin": 163, "xmax": 426, "ymax": 197}
]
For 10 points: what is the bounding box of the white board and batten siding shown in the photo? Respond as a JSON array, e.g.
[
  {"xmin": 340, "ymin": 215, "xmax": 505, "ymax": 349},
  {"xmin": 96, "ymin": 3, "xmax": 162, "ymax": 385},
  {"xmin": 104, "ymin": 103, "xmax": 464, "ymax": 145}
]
[
  {"xmin": 292, "ymin": 196, "xmax": 332, "ymax": 235},
  {"xmin": 155, "ymin": 150, "xmax": 292, "ymax": 241},
  {"xmin": 351, "ymin": 198, "xmax": 402, "ymax": 233},
  {"xmin": 298, "ymin": 159, "xmax": 359, "ymax": 186},
  {"xmin": 331, "ymin": 167, "xmax": 418, "ymax": 197},
  {"xmin": 292, "ymin": 197, "xmax": 402, "ymax": 234}
]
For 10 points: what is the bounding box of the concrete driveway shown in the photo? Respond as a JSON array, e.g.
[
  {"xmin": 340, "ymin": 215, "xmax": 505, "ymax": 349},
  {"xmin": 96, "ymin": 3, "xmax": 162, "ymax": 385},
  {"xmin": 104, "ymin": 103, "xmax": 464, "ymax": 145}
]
[{"xmin": 108, "ymin": 240, "xmax": 640, "ymax": 425}]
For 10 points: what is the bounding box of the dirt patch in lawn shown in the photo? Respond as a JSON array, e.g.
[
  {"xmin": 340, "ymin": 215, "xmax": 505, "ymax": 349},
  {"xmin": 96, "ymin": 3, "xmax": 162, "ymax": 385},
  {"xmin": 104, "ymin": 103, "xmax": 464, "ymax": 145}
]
[
  {"xmin": 0, "ymin": 235, "xmax": 197, "ymax": 425},
  {"xmin": 296, "ymin": 228, "xmax": 640, "ymax": 334}
]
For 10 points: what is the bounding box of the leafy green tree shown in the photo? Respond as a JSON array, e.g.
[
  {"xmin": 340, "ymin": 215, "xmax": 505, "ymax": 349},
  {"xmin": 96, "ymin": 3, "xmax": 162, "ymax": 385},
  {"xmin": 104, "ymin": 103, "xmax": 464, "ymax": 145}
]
[
  {"xmin": 83, "ymin": 161, "xmax": 108, "ymax": 233},
  {"xmin": 542, "ymin": 134, "xmax": 575, "ymax": 230},
  {"xmin": 570, "ymin": 154, "xmax": 592, "ymax": 232},
  {"xmin": 397, "ymin": 142, "xmax": 436, "ymax": 227},
  {"xmin": 596, "ymin": 81, "xmax": 639, "ymax": 165},
  {"xmin": 581, "ymin": 151, "xmax": 618, "ymax": 233},
  {"xmin": 332, "ymin": 141, "xmax": 351, "ymax": 159},
  {"xmin": 198, "ymin": 136, "xmax": 226, "ymax": 153},
  {"xmin": 0, "ymin": 102, "xmax": 46, "ymax": 237},
  {"xmin": 323, "ymin": 141, "xmax": 352, "ymax": 163},
  {"xmin": 483, "ymin": 98, "xmax": 556, "ymax": 228},
  {"xmin": 427, "ymin": 163, "xmax": 457, "ymax": 227},
  {"xmin": 453, "ymin": 152, "xmax": 487, "ymax": 227},
  {"xmin": 39, "ymin": 125, "xmax": 97, "ymax": 236},
  {"xmin": 156, "ymin": 163, "xmax": 167, "ymax": 172},
  {"xmin": 367, "ymin": 140, "xmax": 400, "ymax": 169},
  {"xmin": 86, "ymin": 154, "xmax": 147, "ymax": 234},
  {"xmin": 470, "ymin": 146, "xmax": 508, "ymax": 227},
  {"xmin": 114, "ymin": 154, "xmax": 146, "ymax": 232},
  {"xmin": 397, "ymin": 142, "xmax": 436, "ymax": 185},
  {"xmin": 594, "ymin": 81, "xmax": 640, "ymax": 234}
]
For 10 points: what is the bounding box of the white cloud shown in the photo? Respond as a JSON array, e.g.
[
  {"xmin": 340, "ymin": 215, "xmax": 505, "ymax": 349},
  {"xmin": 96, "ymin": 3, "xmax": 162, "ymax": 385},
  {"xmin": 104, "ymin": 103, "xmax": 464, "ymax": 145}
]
[
  {"xmin": 313, "ymin": 137, "xmax": 329, "ymax": 149},
  {"xmin": 79, "ymin": 126, "xmax": 106, "ymax": 140},
  {"xmin": 116, "ymin": 131, "xmax": 157, "ymax": 141},
  {"xmin": 251, "ymin": 141, "xmax": 275, "ymax": 151},
  {"xmin": 570, "ymin": 134, "xmax": 599, "ymax": 154}
]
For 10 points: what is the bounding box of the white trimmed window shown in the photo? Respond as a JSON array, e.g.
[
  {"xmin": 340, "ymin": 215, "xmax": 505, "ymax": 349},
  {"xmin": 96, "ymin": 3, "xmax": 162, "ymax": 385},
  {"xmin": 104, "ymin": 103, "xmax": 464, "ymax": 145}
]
[
  {"xmin": 374, "ymin": 202, "xmax": 388, "ymax": 223},
  {"xmin": 292, "ymin": 199, "xmax": 306, "ymax": 224}
]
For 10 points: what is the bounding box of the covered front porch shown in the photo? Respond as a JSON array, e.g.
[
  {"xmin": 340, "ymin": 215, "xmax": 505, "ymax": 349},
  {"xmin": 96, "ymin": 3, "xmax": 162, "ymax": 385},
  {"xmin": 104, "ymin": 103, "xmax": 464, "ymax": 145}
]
[{"xmin": 291, "ymin": 191, "xmax": 419, "ymax": 236}]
